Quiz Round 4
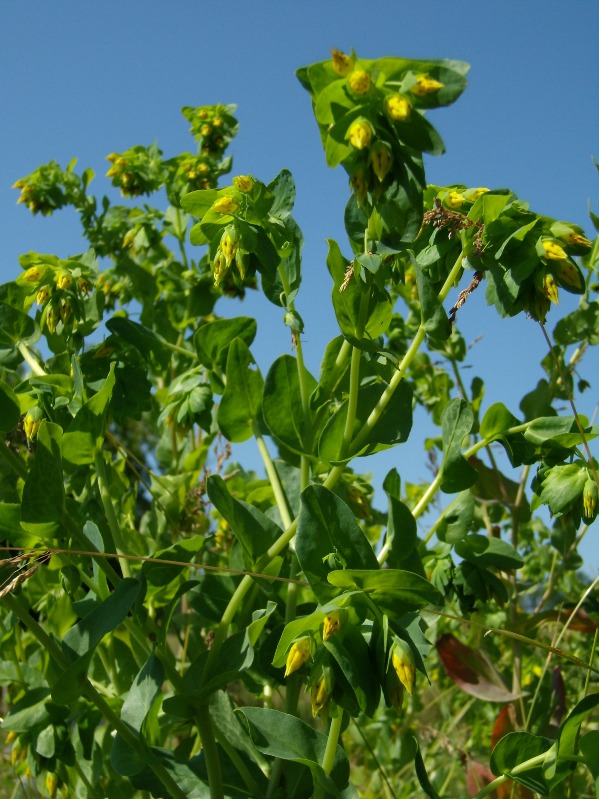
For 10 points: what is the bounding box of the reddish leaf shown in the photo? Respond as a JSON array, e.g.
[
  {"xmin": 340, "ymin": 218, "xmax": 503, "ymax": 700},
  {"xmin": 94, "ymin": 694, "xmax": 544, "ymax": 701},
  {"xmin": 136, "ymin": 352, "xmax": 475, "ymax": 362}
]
[
  {"xmin": 491, "ymin": 704, "xmax": 518, "ymax": 750},
  {"xmin": 466, "ymin": 760, "xmax": 496, "ymax": 796},
  {"xmin": 436, "ymin": 633, "xmax": 520, "ymax": 702}
]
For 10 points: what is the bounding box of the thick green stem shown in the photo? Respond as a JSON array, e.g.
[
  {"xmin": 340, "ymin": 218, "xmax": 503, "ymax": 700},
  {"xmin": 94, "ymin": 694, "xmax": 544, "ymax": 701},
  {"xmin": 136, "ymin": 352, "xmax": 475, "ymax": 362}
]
[
  {"xmin": 94, "ymin": 450, "xmax": 131, "ymax": 577},
  {"xmin": 254, "ymin": 423, "xmax": 293, "ymax": 528},
  {"xmin": 471, "ymin": 752, "xmax": 583, "ymax": 799},
  {"xmin": 17, "ymin": 341, "xmax": 46, "ymax": 376},
  {"xmin": 312, "ymin": 712, "xmax": 344, "ymax": 799},
  {"xmin": 196, "ymin": 703, "xmax": 224, "ymax": 799}
]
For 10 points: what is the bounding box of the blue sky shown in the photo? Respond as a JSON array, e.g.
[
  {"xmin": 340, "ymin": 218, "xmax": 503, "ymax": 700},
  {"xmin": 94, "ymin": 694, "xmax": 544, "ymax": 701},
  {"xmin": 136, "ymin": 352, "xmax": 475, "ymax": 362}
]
[{"xmin": 1, "ymin": 1, "xmax": 598, "ymax": 568}]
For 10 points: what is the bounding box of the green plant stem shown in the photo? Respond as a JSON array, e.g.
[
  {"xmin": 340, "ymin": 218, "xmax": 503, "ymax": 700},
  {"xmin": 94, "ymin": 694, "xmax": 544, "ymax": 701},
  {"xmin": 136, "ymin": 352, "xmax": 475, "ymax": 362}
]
[
  {"xmin": 339, "ymin": 290, "xmax": 371, "ymax": 460},
  {"xmin": 4, "ymin": 592, "xmax": 189, "ymax": 799},
  {"xmin": 312, "ymin": 712, "xmax": 344, "ymax": 799},
  {"xmin": 196, "ymin": 702, "xmax": 224, "ymax": 799},
  {"xmin": 470, "ymin": 753, "xmax": 584, "ymax": 799},
  {"xmin": 17, "ymin": 341, "xmax": 46, "ymax": 376},
  {"xmin": 254, "ymin": 423, "xmax": 293, "ymax": 528},
  {"xmin": 94, "ymin": 450, "xmax": 132, "ymax": 577}
]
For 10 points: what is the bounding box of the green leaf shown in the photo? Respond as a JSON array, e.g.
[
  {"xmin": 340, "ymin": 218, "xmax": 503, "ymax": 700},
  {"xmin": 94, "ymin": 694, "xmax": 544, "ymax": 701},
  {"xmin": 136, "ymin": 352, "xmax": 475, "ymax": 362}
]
[
  {"xmin": 0, "ymin": 380, "xmax": 21, "ymax": 432},
  {"xmin": 319, "ymin": 381, "xmax": 413, "ymax": 464},
  {"xmin": 0, "ymin": 302, "xmax": 38, "ymax": 350},
  {"xmin": 491, "ymin": 732, "xmax": 553, "ymax": 794},
  {"xmin": 538, "ymin": 463, "xmax": 588, "ymax": 514},
  {"xmin": 238, "ymin": 707, "xmax": 349, "ymax": 796},
  {"xmin": 61, "ymin": 363, "xmax": 116, "ymax": 464},
  {"xmin": 106, "ymin": 316, "xmax": 171, "ymax": 370},
  {"xmin": 121, "ymin": 652, "xmax": 164, "ymax": 732},
  {"xmin": 328, "ymin": 569, "xmax": 442, "ymax": 616},
  {"xmin": 217, "ymin": 338, "xmax": 264, "ymax": 442},
  {"xmin": 437, "ymin": 490, "xmax": 474, "ymax": 544},
  {"xmin": 62, "ymin": 578, "xmax": 143, "ymax": 661},
  {"xmin": 480, "ymin": 402, "xmax": 521, "ymax": 439},
  {"xmin": 412, "ymin": 258, "xmax": 450, "ymax": 342},
  {"xmin": 325, "ymin": 627, "xmax": 380, "ymax": 717},
  {"xmin": 524, "ymin": 415, "xmax": 578, "ymax": 445},
  {"xmin": 547, "ymin": 690, "xmax": 599, "ymax": 780},
  {"xmin": 455, "ymin": 534, "xmax": 523, "ymax": 570},
  {"xmin": 296, "ymin": 485, "xmax": 379, "ymax": 603},
  {"xmin": 193, "ymin": 316, "xmax": 257, "ymax": 372},
  {"xmin": 579, "ymin": 731, "xmax": 599, "ymax": 792},
  {"xmin": 20, "ymin": 421, "xmax": 65, "ymax": 537},
  {"xmin": 413, "ymin": 736, "xmax": 441, "ymax": 799},
  {"xmin": 263, "ymin": 355, "xmax": 317, "ymax": 456},
  {"xmin": 439, "ymin": 398, "xmax": 478, "ymax": 493},
  {"xmin": 207, "ymin": 475, "xmax": 281, "ymax": 563},
  {"xmin": 51, "ymin": 650, "xmax": 94, "ymax": 705}
]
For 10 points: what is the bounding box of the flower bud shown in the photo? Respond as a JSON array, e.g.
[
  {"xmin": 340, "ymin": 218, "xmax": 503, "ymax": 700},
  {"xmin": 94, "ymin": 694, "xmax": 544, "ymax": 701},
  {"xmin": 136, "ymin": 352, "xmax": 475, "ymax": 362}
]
[
  {"xmin": 212, "ymin": 250, "xmax": 229, "ymax": 286},
  {"xmin": 311, "ymin": 665, "xmax": 335, "ymax": 717},
  {"xmin": 233, "ymin": 175, "xmax": 253, "ymax": 193},
  {"xmin": 370, "ymin": 141, "xmax": 393, "ymax": 182},
  {"xmin": 445, "ymin": 190, "xmax": 465, "ymax": 209},
  {"xmin": 386, "ymin": 94, "xmax": 412, "ymax": 121},
  {"xmin": 385, "ymin": 665, "xmax": 405, "ymax": 711},
  {"xmin": 348, "ymin": 118, "xmax": 374, "ymax": 150},
  {"xmin": 220, "ymin": 226, "xmax": 239, "ymax": 267},
  {"xmin": 56, "ymin": 271, "xmax": 72, "ymax": 290},
  {"xmin": 463, "ymin": 187, "xmax": 489, "ymax": 201},
  {"xmin": 411, "ymin": 75, "xmax": 444, "ymax": 96},
  {"xmin": 200, "ymin": 124, "xmax": 212, "ymax": 137},
  {"xmin": 213, "ymin": 196, "xmax": 239, "ymax": 215},
  {"xmin": 582, "ymin": 477, "xmax": 598, "ymax": 519},
  {"xmin": 348, "ymin": 69, "xmax": 371, "ymax": 95},
  {"xmin": 322, "ymin": 610, "xmax": 343, "ymax": 641},
  {"xmin": 552, "ymin": 259, "xmax": 585, "ymax": 293},
  {"xmin": 542, "ymin": 273, "xmax": 559, "ymax": 304},
  {"xmin": 331, "ymin": 48, "xmax": 352, "ymax": 76},
  {"xmin": 24, "ymin": 407, "xmax": 43, "ymax": 441},
  {"xmin": 23, "ymin": 265, "xmax": 45, "ymax": 283},
  {"xmin": 284, "ymin": 637, "xmax": 312, "ymax": 677},
  {"xmin": 349, "ymin": 163, "xmax": 369, "ymax": 207},
  {"xmin": 36, "ymin": 286, "xmax": 51, "ymax": 305},
  {"xmin": 59, "ymin": 300, "xmax": 72, "ymax": 324},
  {"xmin": 46, "ymin": 305, "xmax": 59, "ymax": 334},
  {"xmin": 541, "ymin": 240, "xmax": 568, "ymax": 261},
  {"xmin": 45, "ymin": 773, "xmax": 58, "ymax": 799},
  {"xmin": 564, "ymin": 232, "xmax": 591, "ymax": 249},
  {"xmin": 391, "ymin": 639, "xmax": 415, "ymax": 695}
]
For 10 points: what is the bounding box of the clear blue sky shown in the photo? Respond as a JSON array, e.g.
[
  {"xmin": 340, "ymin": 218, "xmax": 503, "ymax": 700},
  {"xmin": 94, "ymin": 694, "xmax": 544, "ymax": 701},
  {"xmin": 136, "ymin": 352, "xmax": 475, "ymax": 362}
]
[{"xmin": 1, "ymin": 1, "xmax": 598, "ymax": 568}]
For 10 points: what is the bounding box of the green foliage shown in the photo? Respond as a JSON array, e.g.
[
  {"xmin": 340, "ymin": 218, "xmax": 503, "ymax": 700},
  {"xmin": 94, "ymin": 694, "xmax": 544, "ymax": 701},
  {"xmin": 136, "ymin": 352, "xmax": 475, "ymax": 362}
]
[{"xmin": 1, "ymin": 49, "xmax": 598, "ymax": 799}]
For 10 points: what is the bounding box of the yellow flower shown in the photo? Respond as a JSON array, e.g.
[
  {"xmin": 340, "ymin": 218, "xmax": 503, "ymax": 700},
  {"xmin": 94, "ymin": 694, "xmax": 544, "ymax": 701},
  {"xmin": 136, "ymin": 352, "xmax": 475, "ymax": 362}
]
[
  {"xmin": 46, "ymin": 305, "xmax": 59, "ymax": 334},
  {"xmin": 233, "ymin": 175, "xmax": 253, "ymax": 193},
  {"xmin": 212, "ymin": 250, "xmax": 228, "ymax": 285},
  {"xmin": 391, "ymin": 639, "xmax": 415, "ymax": 695},
  {"xmin": 45, "ymin": 773, "xmax": 58, "ymax": 799},
  {"xmin": 220, "ymin": 227, "xmax": 239, "ymax": 267},
  {"xmin": 331, "ymin": 48, "xmax": 352, "ymax": 76},
  {"xmin": 56, "ymin": 272, "xmax": 72, "ymax": 290},
  {"xmin": 36, "ymin": 286, "xmax": 51, "ymax": 305},
  {"xmin": 348, "ymin": 69, "xmax": 371, "ymax": 95},
  {"xmin": 463, "ymin": 187, "xmax": 489, "ymax": 201},
  {"xmin": 23, "ymin": 410, "xmax": 42, "ymax": 441},
  {"xmin": 311, "ymin": 666, "xmax": 334, "ymax": 717},
  {"xmin": 542, "ymin": 240, "xmax": 568, "ymax": 261},
  {"xmin": 370, "ymin": 141, "xmax": 393, "ymax": 183},
  {"xmin": 583, "ymin": 478, "xmax": 598, "ymax": 519},
  {"xmin": 59, "ymin": 301, "xmax": 72, "ymax": 324},
  {"xmin": 542, "ymin": 273, "xmax": 559, "ymax": 304},
  {"xmin": 564, "ymin": 232, "xmax": 591, "ymax": 249},
  {"xmin": 213, "ymin": 196, "xmax": 239, "ymax": 215},
  {"xmin": 348, "ymin": 119, "xmax": 373, "ymax": 150},
  {"xmin": 349, "ymin": 164, "xmax": 369, "ymax": 207},
  {"xmin": 445, "ymin": 190, "xmax": 465, "ymax": 208},
  {"xmin": 386, "ymin": 94, "xmax": 411, "ymax": 121},
  {"xmin": 200, "ymin": 124, "xmax": 212, "ymax": 137},
  {"xmin": 322, "ymin": 610, "xmax": 342, "ymax": 641},
  {"xmin": 284, "ymin": 637, "xmax": 311, "ymax": 677},
  {"xmin": 23, "ymin": 265, "xmax": 45, "ymax": 282},
  {"xmin": 411, "ymin": 75, "xmax": 444, "ymax": 96},
  {"xmin": 551, "ymin": 259, "xmax": 584, "ymax": 292}
]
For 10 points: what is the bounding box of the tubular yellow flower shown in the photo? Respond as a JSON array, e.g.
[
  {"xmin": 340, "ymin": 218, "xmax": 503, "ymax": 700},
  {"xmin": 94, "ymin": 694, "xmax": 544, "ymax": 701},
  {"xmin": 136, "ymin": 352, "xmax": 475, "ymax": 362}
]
[
  {"xmin": 56, "ymin": 272, "xmax": 72, "ymax": 290},
  {"xmin": 213, "ymin": 196, "xmax": 239, "ymax": 215},
  {"xmin": 23, "ymin": 265, "xmax": 44, "ymax": 283},
  {"xmin": 564, "ymin": 232, "xmax": 591, "ymax": 249},
  {"xmin": 411, "ymin": 75, "xmax": 444, "ymax": 96},
  {"xmin": 370, "ymin": 141, "xmax": 393, "ymax": 183},
  {"xmin": 331, "ymin": 48, "xmax": 352, "ymax": 76},
  {"xmin": 45, "ymin": 773, "xmax": 58, "ymax": 799},
  {"xmin": 284, "ymin": 637, "xmax": 312, "ymax": 677},
  {"xmin": 46, "ymin": 305, "xmax": 59, "ymax": 334},
  {"xmin": 36, "ymin": 286, "xmax": 51, "ymax": 305},
  {"xmin": 311, "ymin": 666, "xmax": 334, "ymax": 717},
  {"xmin": 463, "ymin": 187, "xmax": 489, "ymax": 201},
  {"xmin": 542, "ymin": 274, "xmax": 559, "ymax": 304},
  {"xmin": 23, "ymin": 410, "xmax": 42, "ymax": 441},
  {"xmin": 386, "ymin": 94, "xmax": 411, "ymax": 121},
  {"xmin": 348, "ymin": 69, "xmax": 371, "ymax": 95},
  {"xmin": 551, "ymin": 259, "xmax": 584, "ymax": 292},
  {"xmin": 200, "ymin": 124, "xmax": 212, "ymax": 137},
  {"xmin": 349, "ymin": 165, "xmax": 369, "ymax": 207},
  {"xmin": 348, "ymin": 119, "xmax": 373, "ymax": 150},
  {"xmin": 59, "ymin": 301, "xmax": 72, "ymax": 324},
  {"xmin": 391, "ymin": 639, "xmax": 415, "ymax": 695},
  {"xmin": 542, "ymin": 240, "xmax": 568, "ymax": 261},
  {"xmin": 212, "ymin": 250, "xmax": 229, "ymax": 286},
  {"xmin": 445, "ymin": 190, "xmax": 465, "ymax": 209},
  {"xmin": 220, "ymin": 226, "xmax": 239, "ymax": 267},
  {"xmin": 233, "ymin": 175, "xmax": 253, "ymax": 193}
]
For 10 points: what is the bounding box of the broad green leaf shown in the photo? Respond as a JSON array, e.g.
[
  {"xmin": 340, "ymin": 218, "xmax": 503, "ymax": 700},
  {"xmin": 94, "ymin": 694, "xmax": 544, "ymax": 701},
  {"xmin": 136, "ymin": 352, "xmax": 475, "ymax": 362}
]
[
  {"xmin": 217, "ymin": 338, "xmax": 263, "ymax": 442},
  {"xmin": 326, "ymin": 239, "xmax": 392, "ymax": 350},
  {"xmin": 490, "ymin": 732, "xmax": 553, "ymax": 794},
  {"xmin": 51, "ymin": 650, "xmax": 94, "ymax": 705},
  {"xmin": 328, "ymin": 569, "xmax": 442, "ymax": 616},
  {"xmin": 386, "ymin": 495, "xmax": 418, "ymax": 563},
  {"xmin": 319, "ymin": 381, "xmax": 413, "ymax": 464},
  {"xmin": 437, "ymin": 490, "xmax": 474, "ymax": 544},
  {"xmin": 579, "ymin": 731, "xmax": 599, "ymax": 792},
  {"xmin": 437, "ymin": 634, "xmax": 519, "ymax": 702},
  {"xmin": 61, "ymin": 363, "xmax": 116, "ymax": 464},
  {"xmin": 546, "ymin": 692, "xmax": 599, "ymax": 780},
  {"xmin": 193, "ymin": 316, "xmax": 257, "ymax": 372},
  {"xmin": 0, "ymin": 301, "xmax": 38, "ymax": 349},
  {"xmin": 524, "ymin": 415, "xmax": 578, "ymax": 445},
  {"xmin": 1, "ymin": 687, "xmax": 55, "ymax": 733},
  {"xmin": 207, "ymin": 474, "xmax": 281, "ymax": 562},
  {"xmin": 439, "ymin": 398, "xmax": 478, "ymax": 493},
  {"xmin": 121, "ymin": 652, "xmax": 165, "ymax": 732},
  {"xmin": 455, "ymin": 534, "xmax": 523, "ymax": 570},
  {"xmin": 0, "ymin": 380, "xmax": 20, "ymax": 432},
  {"xmin": 208, "ymin": 690, "xmax": 267, "ymax": 775},
  {"xmin": 179, "ymin": 188, "xmax": 220, "ymax": 218},
  {"xmin": 539, "ymin": 463, "xmax": 588, "ymax": 514},
  {"xmin": 143, "ymin": 536, "xmax": 204, "ymax": 588},
  {"xmin": 412, "ymin": 258, "xmax": 450, "ymax": 342},
  {"xmin": 263, "ymin": 355, "xmax": 317, "ymax": 455},
  {"xmin": 238, "ymin": 707, "xmax": 349, "ymax": 796},
  {"xmin": 62, "ymin": 578, "xmax": 143, "ymax": 661},
  {"xmin": 35, "ymin": 726, "xmax": 55, "ymax": 758},
  {"xmin": 413, "ymin": 736, "xmax": 442, "ymax": 799},
  {"xmin": 20, "ymin": 421, "xmax": 65, "ymax": 537},
  {"xmin": 296, "ymin": 485, "xmax": 379, "ymax": 603},
  {"xmin": 480, "ymin": 402, "xmax": 521, "ymax": 439},
  {"xmin": 106, "ymin": 316, "xmax": 171, "ymax": 370},
  {"xmin": 309, "ymin": 335, "xmax": 350, "ymax": 410},
  {"xmin": 267, "ymin": 168, "xmax": 296, "ymax": 219},
  {"xmin": 325, "ymin": 627, "xmax": 380, "ymax": 717}
]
